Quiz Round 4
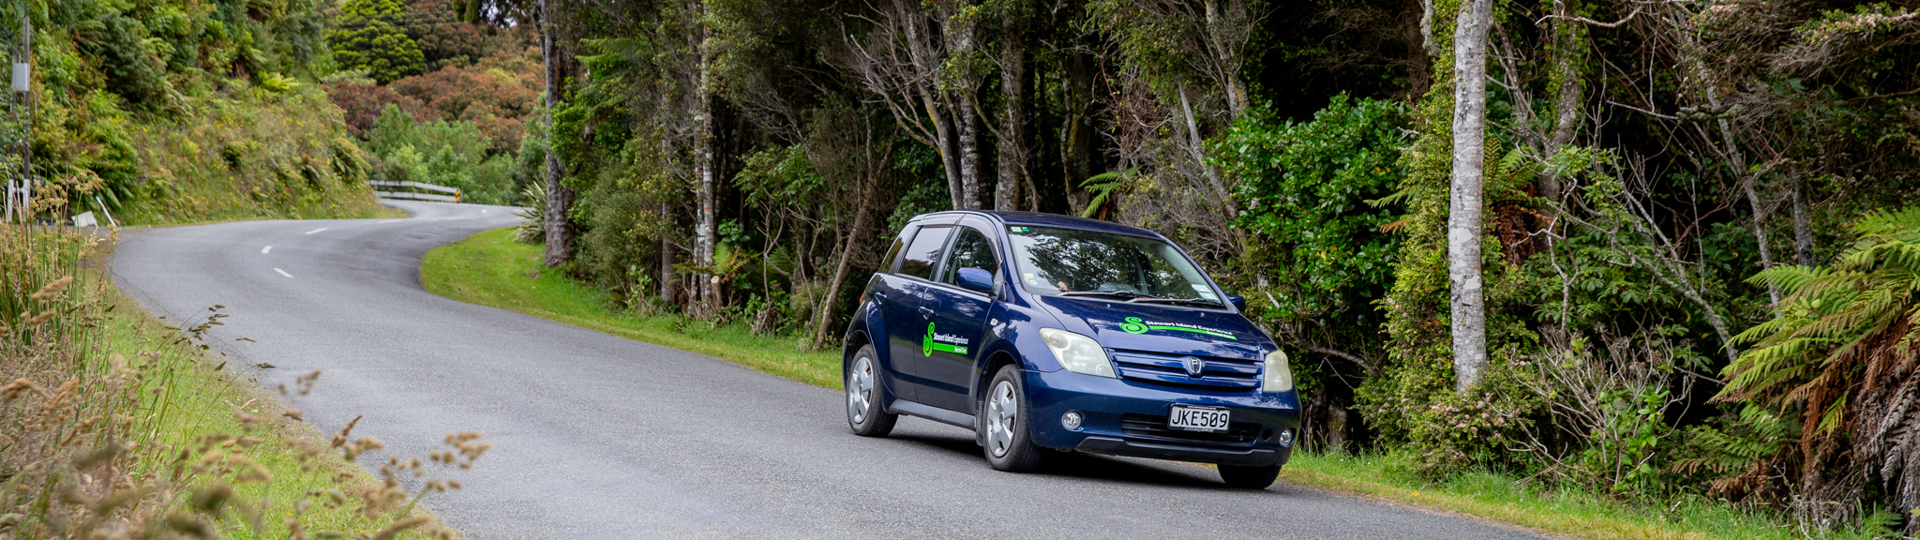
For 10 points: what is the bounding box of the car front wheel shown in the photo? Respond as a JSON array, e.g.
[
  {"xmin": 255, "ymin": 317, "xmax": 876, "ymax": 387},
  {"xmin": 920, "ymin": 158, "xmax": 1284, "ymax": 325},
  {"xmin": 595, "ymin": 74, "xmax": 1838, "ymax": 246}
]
[
  {"xmin": 982, "ymin": 365, "xmax": 1043, "ymax": 472},
  {"xmin": 846, "ymin": 345, "xmax": 897, "ymax": 437}
]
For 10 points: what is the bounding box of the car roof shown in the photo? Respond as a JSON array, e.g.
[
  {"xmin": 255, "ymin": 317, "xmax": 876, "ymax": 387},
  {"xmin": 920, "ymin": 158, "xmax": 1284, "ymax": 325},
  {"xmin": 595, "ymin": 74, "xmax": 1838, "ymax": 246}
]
[{"xmin": 912, "ymin": 211, "xmax": 1165, "ymax": 239}]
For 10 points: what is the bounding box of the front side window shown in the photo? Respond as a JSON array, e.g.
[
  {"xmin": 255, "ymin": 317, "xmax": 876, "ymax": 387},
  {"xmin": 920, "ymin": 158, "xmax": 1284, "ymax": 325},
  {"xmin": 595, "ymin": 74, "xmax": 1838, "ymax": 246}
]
[
  {"xmin": 938, "ymin": 227, "xmax": 999, "ymax": 286},
  {"xmin": 1006, "ymin": 225, "xmax": 1220, "ymax": 302},
  {"xmin": 897, "ymin": 226, "xmax": 952, "ymax": 280}
]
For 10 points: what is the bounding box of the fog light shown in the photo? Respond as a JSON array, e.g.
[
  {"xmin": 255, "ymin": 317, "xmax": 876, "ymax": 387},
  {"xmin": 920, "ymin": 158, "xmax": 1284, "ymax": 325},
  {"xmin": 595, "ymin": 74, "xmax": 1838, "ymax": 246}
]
[
  {"xmin": 1275, "ymin": 428, "xmax": 1295, "ymax": 447},
  {"xmin": 1061, "ymin": 411, "xmax": 1083, "ymax": 431}
]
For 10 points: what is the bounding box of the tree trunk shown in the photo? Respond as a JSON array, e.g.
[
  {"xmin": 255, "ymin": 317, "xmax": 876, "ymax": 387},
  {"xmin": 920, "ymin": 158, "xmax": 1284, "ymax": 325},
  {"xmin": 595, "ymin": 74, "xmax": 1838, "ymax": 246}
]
[
  {"xmin": 957, "ymin": 99, "xmax": 983, "ymax": 210},
  {"xmin": 995, "ymin": 16, "xmax": 1029, "ymax": 212},
  {"xmin": 1792, "ymin": 173, "xmax": 1814, "ymax": 267},
  {"xmin": 1177, "ymin": 85, "xmax": 1241, "ymax": 233},
  {"xmin": 1674, "ymin": 10, "xmax": 1782, "ymax": 312},
  {"xmin": 1448, "ymin": 0, "xmax": 1492, "ymax": 393},
  {"xmin": 1056, "ymin": 51, "xmax": 1094, "ymax": 215},
  {"xmin": 540, "ymin": 0, "xmax": 574, "ymax": 268},
  {"xmin": 813, "ymin": 178, "xmax": 875, "ymax": 350},
  {"xmin": 946, "ymin": 5, "xmax": 983, "ymax": 210},
  {"xmin": 923, "ymin": 87, "xmax": 963, "ymax": 211},
  {"xmin": 1542, "ymin": 0, "xmax": 1582, "ymax": 204},
  {"xmin": 693, "ymin": 2, "xmax": 719, "ymax": 315},
  {"xmin": 660, "ymin": 222, "xmax": 676, "ymax": 305},
  {"xmin": 1201, "ymin": 0, "xmax": 1249, "ymax": 119},
  {"xmin": 1403, "ymin": 0, "xmax": 1432, "ymax": 97}
]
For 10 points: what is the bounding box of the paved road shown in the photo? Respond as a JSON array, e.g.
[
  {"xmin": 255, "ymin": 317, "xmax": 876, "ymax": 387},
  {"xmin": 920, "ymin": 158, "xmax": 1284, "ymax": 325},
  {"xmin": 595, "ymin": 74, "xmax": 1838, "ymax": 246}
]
[{"xmin": 111, "ymin": 201, "xmax": 1541, "ymax": 539}]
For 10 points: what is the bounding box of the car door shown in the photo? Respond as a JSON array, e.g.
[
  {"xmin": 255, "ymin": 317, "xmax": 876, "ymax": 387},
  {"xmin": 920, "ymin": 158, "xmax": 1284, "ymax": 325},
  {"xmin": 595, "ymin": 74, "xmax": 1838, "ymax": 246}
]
[
  {"xmin": 885, "ymin": 221, "xmax": 955, "ymax": 400},
  {"xmin": 865, "ymin": 226, "xmax": 917, "ymax": 403},
  {"xmin": 918, "ymin": 224, "xmax": 1000, "ymax": 413}
]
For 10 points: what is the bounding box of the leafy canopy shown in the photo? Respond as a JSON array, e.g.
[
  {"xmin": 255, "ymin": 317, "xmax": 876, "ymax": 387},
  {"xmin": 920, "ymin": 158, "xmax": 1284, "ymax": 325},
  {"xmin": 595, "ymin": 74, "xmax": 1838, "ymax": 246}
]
[{"xmin": 328, "ymin": 0, "xmax": 427, "ymax": 84}]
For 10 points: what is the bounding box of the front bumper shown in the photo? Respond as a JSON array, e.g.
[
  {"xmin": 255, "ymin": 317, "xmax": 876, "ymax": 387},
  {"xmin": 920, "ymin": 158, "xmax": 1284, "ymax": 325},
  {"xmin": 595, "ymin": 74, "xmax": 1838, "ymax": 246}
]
[{"xmin": 1022, "ymin": 368, "xmax": 1300, "ymax": 467}]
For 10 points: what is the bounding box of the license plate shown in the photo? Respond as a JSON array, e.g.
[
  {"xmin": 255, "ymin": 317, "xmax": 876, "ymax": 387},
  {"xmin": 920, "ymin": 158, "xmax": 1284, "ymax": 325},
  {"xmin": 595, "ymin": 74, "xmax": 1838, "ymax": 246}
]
[{"xmin": 1168, "ymin": 405, "xmax": 1230, "ymax": 432}]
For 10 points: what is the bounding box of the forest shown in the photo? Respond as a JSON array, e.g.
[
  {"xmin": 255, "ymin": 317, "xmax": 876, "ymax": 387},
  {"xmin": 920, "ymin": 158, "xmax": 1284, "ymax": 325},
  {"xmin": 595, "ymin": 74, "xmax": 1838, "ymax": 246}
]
[
  {"xmin": 4, "ymin": 0, "xmax": 1920, "ymax": 533},
  {"xmin": 516, "ymin": 0, "xmax": 1920, "ymax": 532}
]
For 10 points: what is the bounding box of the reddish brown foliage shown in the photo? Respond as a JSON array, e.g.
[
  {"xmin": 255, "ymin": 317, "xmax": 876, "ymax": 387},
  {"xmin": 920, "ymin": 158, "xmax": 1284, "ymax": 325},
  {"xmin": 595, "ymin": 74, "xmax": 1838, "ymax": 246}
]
[
  {"xmin": 326, "ymin": 83, "xmax": 428, "ymax": 136},
  {"xmin": 387, "ymin": 50, "xmax": 542, "ymax": 151}
]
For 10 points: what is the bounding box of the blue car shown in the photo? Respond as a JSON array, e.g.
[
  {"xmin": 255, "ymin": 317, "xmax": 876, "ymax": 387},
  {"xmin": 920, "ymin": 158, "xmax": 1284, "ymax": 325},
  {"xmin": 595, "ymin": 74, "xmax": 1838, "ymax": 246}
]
[{"xmin": 841, "ymin": 211, "xmax": 1299, "ymax": 488}]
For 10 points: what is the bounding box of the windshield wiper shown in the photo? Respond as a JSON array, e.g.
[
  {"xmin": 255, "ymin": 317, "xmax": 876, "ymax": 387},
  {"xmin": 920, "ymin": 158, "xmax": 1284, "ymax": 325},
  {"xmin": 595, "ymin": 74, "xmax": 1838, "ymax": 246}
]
[
  {"xmin": 1131, "ymin": 297, "xmax": 1224, "ymax": 308},
  {"xmin": 1059, "ymin": 290, "xmax": 1153, "ymax": 300}
]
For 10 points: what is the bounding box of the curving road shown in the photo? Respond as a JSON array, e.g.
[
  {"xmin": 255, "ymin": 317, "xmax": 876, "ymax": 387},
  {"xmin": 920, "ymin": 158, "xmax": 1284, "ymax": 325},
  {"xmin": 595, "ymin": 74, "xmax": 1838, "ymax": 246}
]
[{"xmin": 110, "ymin": 201, "xmax": 1541, "ymax": 539}]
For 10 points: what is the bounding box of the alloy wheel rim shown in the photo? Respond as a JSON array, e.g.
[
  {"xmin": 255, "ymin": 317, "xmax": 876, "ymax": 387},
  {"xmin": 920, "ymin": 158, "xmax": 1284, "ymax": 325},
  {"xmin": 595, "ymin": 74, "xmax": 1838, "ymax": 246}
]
[
  {"xmin": 848, "ymin": 356, "xmax": 873, "ymax": 424},
  {"xmin": 986, "ymin": 380, "xmax": 1017, "ymax": 458}
]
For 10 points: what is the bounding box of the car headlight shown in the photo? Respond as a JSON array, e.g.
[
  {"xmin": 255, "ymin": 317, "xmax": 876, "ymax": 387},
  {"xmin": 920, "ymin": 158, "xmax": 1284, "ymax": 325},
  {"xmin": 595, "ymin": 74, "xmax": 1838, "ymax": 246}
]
[
  {"xmin": 1262, "ymin": 349, "xmax": 1293, "ymax": 392},
  {"xmin": 1039, "ymin": 328, "xmax": 1115, "ymax": 378}
]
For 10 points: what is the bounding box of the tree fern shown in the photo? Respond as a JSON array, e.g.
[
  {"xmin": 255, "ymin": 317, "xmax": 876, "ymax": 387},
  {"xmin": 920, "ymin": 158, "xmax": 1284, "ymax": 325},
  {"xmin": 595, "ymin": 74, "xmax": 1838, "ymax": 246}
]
[{"xmin": 1715, "ymin": 206, "xmax": 1920, "ymax": 520}]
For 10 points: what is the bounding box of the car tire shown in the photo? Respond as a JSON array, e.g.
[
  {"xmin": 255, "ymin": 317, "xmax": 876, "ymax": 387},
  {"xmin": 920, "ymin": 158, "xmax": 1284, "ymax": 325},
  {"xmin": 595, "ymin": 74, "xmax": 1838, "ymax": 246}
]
[
  {"xmin": 1218, "ymin": 464, "xmax": 1282, "ymax": 489},
  {"xmin": 846, "ymin": 345, "xmax": 897, "ymax": 437},
  {"xmin": 981, "ymin": 365, "xmax": 1044, "ymax": 472}
]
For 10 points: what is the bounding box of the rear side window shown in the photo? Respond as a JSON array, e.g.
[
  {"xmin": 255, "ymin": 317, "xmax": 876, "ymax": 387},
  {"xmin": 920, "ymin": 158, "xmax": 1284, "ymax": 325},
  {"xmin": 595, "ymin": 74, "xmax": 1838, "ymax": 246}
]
[
  {"xmin": 897, "ymin": 226, "xmax": 952, "ymax": 280},
  {"xmin": 938, "ymin": 227, "xmax": 998, "ymax": 285},
  {"xmin": 881, "ymin": 229, "xmax": 910, "ymax": 273}
]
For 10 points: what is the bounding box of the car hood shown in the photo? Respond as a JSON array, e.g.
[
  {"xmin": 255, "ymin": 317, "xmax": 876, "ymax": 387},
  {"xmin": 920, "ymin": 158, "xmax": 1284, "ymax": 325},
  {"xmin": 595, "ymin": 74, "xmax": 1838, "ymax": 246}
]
[{"xmin": 1035, "ymin": 296, "xmax": 1270, "ymax": 360}]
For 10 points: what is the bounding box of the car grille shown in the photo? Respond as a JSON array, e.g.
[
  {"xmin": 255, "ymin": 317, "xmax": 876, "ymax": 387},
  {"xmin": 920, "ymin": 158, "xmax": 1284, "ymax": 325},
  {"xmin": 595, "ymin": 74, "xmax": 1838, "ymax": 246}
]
[
  {"xmin": 1109, "ymin": 350, "xmax": 1262, "ymax": 391},
  {"xmin": 1120, "ymin": 414, "xmax": 1261, "ymax": 445}
]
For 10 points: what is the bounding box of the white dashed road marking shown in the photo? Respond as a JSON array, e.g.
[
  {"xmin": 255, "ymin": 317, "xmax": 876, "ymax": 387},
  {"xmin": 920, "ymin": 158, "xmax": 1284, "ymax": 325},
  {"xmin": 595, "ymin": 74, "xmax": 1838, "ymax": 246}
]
[
  {"xmin": 262, "ymin": 246, "xmax": 272, "ymax": 254},
  {"xmin": 304, "ymin": 227, "xmax": 328, "ymax": 235},
  {"xmin": 274, "ymin": 268, "xmax": 294, "ymax": 279}
]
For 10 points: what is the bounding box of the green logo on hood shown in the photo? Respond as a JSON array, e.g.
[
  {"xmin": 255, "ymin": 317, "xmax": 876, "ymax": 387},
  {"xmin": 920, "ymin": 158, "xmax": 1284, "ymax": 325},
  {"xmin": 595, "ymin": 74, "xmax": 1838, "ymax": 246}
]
[{"xmin": 1117, "ymin": 316, "xmax": 1236, "ymax": 340}]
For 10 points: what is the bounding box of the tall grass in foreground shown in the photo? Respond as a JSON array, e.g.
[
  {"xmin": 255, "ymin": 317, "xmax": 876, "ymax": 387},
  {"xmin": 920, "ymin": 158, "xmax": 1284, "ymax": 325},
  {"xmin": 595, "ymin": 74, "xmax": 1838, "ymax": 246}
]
[{"xmin": 1, "ymin": 225, "xmax": 482, "ymax": 539}]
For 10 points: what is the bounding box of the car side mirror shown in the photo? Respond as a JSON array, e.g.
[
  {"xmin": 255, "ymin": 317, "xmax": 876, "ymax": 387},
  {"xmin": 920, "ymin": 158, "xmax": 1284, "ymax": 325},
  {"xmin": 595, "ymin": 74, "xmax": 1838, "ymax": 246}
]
[
  {"xmin": 1226, "ymin": 294, "xmax": 1247, "ymax": 311},
  {"xmin": 957, "ymin": 268, "xmax": 995, "ymax": 294}
]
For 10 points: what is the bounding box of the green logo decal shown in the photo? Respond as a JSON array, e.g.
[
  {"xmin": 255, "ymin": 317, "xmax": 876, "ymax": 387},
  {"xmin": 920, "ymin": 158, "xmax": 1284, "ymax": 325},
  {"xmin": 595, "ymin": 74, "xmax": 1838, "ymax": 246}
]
[
  {"xmin": 923, "ymin": 322, "xmax": 935, "ymax": 356},
  {"xmin": 924, "ymin": 322, "xmax": 969, "ymax": 355},
  {"xmin": 1117, "ymin": 316, "xmax": 1237, "ymax": 340}
]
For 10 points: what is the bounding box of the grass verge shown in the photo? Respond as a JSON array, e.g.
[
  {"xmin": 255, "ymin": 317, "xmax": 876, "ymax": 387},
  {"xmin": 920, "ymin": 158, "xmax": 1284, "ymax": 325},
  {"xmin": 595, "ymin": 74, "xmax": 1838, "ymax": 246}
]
[
  {"xmin": 421, "ymin": 228, "xmax": 839, "ymax": 387},
  {"xmin": 100, "ymin": 284, "xmax": 450, "ymax": 538},
  {"xmin": 421, "ymin": 227, "xmax": 1857, "ymax": 540}
]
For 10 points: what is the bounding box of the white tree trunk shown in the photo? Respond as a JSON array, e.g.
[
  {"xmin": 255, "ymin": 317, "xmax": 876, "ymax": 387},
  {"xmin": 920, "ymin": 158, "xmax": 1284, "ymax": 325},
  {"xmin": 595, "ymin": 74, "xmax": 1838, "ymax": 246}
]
[
  {"xmin": 1448, "ymin": 0, "xmax": 1492, "ymax": 393},
  {"xmin": 994, "ymin": 18, "xmax": 1027, "ymax": 212},
  {"xmin": 693, "ymin": 1, "xmax": 718, "ymax": 313}
]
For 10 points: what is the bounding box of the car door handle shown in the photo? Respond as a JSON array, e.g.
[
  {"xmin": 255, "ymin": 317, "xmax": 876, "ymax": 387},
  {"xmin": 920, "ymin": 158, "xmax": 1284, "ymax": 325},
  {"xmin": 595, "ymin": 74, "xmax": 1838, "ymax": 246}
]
[{"xmin": 918, "ymin": 306, "xmax": 934, "ymax": 319}]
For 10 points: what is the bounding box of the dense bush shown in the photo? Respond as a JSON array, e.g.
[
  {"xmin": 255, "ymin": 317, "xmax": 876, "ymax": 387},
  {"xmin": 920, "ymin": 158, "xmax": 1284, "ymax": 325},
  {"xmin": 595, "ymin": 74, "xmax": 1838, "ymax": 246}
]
[
  {"xmin": 363, "ymin": 104, "xmax": 520, "ymax": 204},
  {"xmin": 1219, "ymin": 94, "xmax": 1408, "ymax": 382},
  {"xmin": 327, "ymin": 0, "xmax": 427, "ymax": 84}
]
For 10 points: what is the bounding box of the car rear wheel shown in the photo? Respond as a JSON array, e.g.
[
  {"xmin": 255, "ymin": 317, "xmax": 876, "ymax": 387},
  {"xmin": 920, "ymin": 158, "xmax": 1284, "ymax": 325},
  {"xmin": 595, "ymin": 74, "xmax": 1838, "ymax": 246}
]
[
  {"xmin": 1218, "ymin": 464, "xmax": 1281, "ymax": 489},
  {"xmin": 982, "ymin": 365, "xmax": 1043, "ymax": 472},
  {"xmin": 846, "ymin": 345, "xmax": 897, "ymax": 437}
]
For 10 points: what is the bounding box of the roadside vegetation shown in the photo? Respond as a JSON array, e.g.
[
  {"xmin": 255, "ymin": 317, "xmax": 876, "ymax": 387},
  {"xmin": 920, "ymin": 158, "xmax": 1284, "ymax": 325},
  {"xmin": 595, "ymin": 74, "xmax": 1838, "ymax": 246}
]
[
  {"xmin": 499, "ymin": 0, "xmax": 1920, "ymax": 535},
  {"xmin": 426, "ymin": 225, "xmax": 1897, "ymax": 540},
  {"xmin": 11, "ymin": 0, "xmax": 1920, "ymax": 534},
  {"xmin": 1, "ymin": 227, "xmax": 481, "ymax": 538},
  {"xmin": 2, "ymin": 0, "xmax": 393, "ymax": 226},
  {"xmin": 322, "ymin": 0, "xmax": 548, "ymax": 207},
  {"xmin": 421, "ymin": 228, "xmax": 838, "ymax": 387}
]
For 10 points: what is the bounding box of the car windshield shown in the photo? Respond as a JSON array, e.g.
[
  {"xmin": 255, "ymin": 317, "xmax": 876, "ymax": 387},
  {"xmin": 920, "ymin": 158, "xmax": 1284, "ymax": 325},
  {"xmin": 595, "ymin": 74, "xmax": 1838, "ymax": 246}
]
[{"xmin": 1005, "ymin": 225, "xmax": 1221, "ymax": 302}]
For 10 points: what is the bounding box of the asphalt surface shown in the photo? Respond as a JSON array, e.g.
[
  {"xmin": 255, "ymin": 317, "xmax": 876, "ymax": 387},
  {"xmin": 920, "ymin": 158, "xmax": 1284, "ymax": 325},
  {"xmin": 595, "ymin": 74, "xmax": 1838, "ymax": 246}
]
[{"xmin": 110, "ymin": 201, "xmax": 1542, "ymax": 539}]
